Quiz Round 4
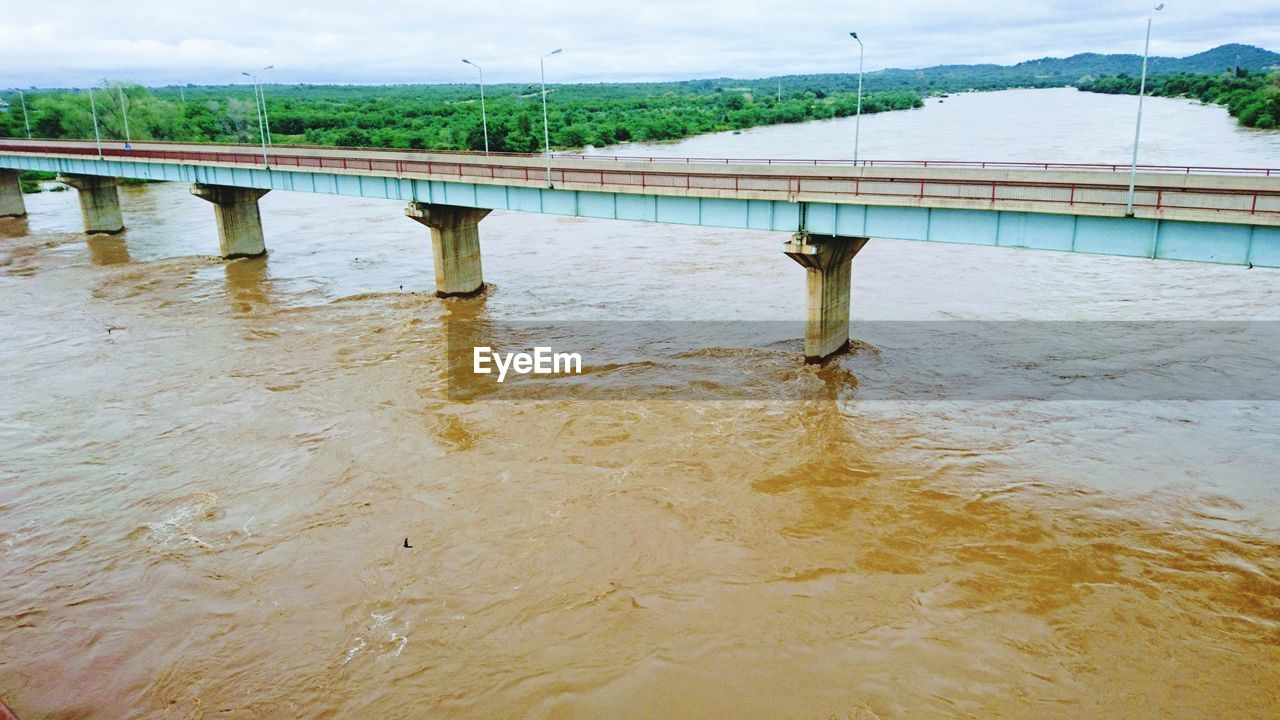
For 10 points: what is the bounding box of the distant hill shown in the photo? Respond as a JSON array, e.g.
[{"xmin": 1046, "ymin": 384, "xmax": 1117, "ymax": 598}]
[
  {"xmin": 750, "ymin": 43, "xmax": 1280, "ymax": 96},
  {"xmin": 1170, "ymin": 43, "xmax": 1280, "ymax": 73},
  {"xmin": 92, "ymin": 43, "xmax": 1278, "ymax": 102}
]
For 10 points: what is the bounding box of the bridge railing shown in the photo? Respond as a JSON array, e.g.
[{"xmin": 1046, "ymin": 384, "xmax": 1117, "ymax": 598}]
[
  {"xmin": 3, "ymin": 138, "xmax": 1278, "ymax": 177},
  {"xmin": 556, "ymin": 154, "xmax": 1280, "ymax": 176},
  {"xmin": 2, "ymin": 141, "xmax": 1277, "ymax": 217}
]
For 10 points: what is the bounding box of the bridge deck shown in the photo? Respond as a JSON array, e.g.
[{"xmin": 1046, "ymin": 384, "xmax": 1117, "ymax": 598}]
[
  {"xmin": 3, "ymin": 139, "xmax": 1278, "ymax": 223},
  {"xmin": 2, "ymin": 139, "xmax": 1279, "ymax": 267}
]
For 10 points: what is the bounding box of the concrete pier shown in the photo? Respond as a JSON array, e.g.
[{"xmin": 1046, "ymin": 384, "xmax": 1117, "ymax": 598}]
[
  {"xmin": 0, "ymin": 170, "xmax": 25, "ymax": 218},
  {"xmin": 405, "ymin": 202, "xmax": 491, "ymax": 297},
  {"xmin": 191, "ymin": 184, "xmax": 270, "ymax": 258},
  {"xmin": 784, "ymin": 234, "xmax": 869, "ymax": 363},
  {"xmin": 57, "ymin": 174, "xmax": 125, "ymax": 234}
]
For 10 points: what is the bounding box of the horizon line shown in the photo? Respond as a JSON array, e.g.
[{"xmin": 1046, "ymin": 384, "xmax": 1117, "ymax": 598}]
[{"xmin": 6, "ymin": 41, "xmax": 1275, "ymax": 93}]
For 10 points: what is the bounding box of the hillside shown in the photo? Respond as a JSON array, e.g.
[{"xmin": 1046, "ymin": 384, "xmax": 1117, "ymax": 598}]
[{"xmin": 749, "ymin": 43, "xmax": 1280, "ymax": 96}]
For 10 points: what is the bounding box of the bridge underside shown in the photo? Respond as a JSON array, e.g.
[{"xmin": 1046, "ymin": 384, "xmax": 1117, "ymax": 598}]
[{"xmin": 3, "ymin": 154, "xmax": 1278, "ymax": 269}]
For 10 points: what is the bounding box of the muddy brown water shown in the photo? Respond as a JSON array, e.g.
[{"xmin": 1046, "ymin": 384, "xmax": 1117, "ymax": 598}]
[{"xmin": 1, "ymin": 88, "xmax": 1278, "ymax": 718}]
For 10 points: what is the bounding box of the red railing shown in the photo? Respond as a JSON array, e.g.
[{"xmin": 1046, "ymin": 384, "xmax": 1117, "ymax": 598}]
[
  {"xmin": 2, "ymin": 140, "xmax": 1277, "ymax": 218},
  {"xmin": 555, "ymin": 154, "xmax": 1280, "ymax": 176},
  {"xmin": 152, "ymin": 139, "xmax": 1280, "ymax": 175},
  {"xmin": 5, "ymin": 137, "xmax": 1280, "ymax": 176}
]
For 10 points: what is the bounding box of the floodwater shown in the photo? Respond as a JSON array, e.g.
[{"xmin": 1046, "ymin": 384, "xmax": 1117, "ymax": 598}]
[{"xmin": 1, "ymin": 88, "xmax": 1278, "ymax": 718}]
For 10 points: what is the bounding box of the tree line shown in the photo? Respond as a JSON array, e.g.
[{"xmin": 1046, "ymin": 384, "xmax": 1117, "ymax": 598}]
[
  {"xmin": 1077, "ymin": 69, "xmax": 1280, "ymax": 129},
  {"xmin": 0, "ymin": 80, "xmax": 923, "ymax": 154}
]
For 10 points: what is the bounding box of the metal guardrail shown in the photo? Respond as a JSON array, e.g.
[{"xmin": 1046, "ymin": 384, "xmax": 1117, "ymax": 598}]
[
  {"xmin": 4, "ymin": 138, "xmax": 1279, "ymax": 176},
  {"xmin": 554, "ymin": 154, "xmax": 1280, "ymax": 176},
  {"xmin": 2, "ymin": 140, "xmax": 1277, "ymax": 217}
]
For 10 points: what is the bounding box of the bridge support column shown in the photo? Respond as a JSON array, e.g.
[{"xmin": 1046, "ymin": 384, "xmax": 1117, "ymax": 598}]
[
  {"xmin": 57, "ymin": 174, "xmax": 124, "ymax": 234},
  {"xmin": 191, "ymin": 184, "xmax": 270, "ymax": 258},
  {"xmin": 404, "ymin": 203, "xmax": 491, "ymax": 297},
  {"xmin": 0, "ymin": 170, "xmax": 25, "ymax": 218},
  {"xmin": 784, "ymin": 234, "xmax": 869, "ymax": 363}
]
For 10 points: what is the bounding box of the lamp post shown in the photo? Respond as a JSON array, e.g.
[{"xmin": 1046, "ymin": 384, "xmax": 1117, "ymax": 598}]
[
  {"xmin": 462, "ymin": 58, "xmax": 490, "ymax": 155},
  {"xmin": 850, "ymin": 31, "xmax": 864, "ymax": 166},
  {"xmin": 241, "ymin": 71, "xmax": 269, "ymax": 166},
  {"xmin": 88, "ymin": 88, "xmax": 103, "ymax": 158},
  {"xmin": 117, "ymin": 85, "xmax": 132, "ymax": 147},
  {"xmin": 17, "ymin": 90, "xmax": 31, "ymax": 139},
  {"xmin": 1125, "ymin": 4, "xmax": 1164, "ymax": 216},
  {"xmin": 257, "ymin": 65, "xmax": 274, "ymax": 146},
  {"xmin": 540, "ymin": 48, "xmax": 562, "ymax": 187}
]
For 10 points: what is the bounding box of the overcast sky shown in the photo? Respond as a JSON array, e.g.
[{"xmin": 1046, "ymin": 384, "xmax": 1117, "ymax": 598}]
[{"xmin": 2, "ymin": 0, "xmax": 1278, "ymax": 88}]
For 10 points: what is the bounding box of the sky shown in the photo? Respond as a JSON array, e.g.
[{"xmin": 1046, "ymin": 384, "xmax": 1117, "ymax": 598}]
[{"xmin": 2, "ymin": 0, "xmax": 1278, "ymax": 88}]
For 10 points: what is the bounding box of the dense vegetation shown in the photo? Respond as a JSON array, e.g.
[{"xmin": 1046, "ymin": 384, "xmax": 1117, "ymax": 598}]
[
  {"xmin": 1077, "ymin": 69, "xmax": 1280, "ymax": 128},
  {"xmin": 0, "ymin": 80, "xmax": 922, "ymax": 153},
  {"xmin": 17, "ymin": 171, "xmax": 56, "ymax": 193}
]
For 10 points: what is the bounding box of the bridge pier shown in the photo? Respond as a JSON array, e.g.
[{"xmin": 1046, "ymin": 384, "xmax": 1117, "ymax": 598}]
[
  {"xmin": 57, "ymin": 174, "xmax": 124, "ymax": 234},
  {"xmin": 784, "ymin": 233, "xmax": 869, "ymax": 363},
  {"xmin": 0, "ymin": 170, "xmax": 25, "ymax": 218},
  {"xmin": 191, "ymin": 184, "xmax": 270, "ymax": 258},
  {"xmin": 405, "ymin": 202, "xmax": 491, "ymax": 297}
]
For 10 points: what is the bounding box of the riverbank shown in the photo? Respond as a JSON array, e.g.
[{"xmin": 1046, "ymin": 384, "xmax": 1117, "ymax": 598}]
[
  {"xmin": 584, "ymin": 87, "xmax": 1280, "ymax": 165},
  {"xmin": 1, "ymin": 81, "xmax": 926, "ymax": 156},
  {"xmin": 18, "ymin": 171, "xmax": 156, "ymax": 194},
  {"xmin": 1078, "ymin": 71, "xmax": 1280, "ymax": 129}
]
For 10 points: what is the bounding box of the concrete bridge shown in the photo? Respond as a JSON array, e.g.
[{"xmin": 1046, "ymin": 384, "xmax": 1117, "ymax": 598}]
[{"xmin": 1, "ymin": 138, "xmax": 1278, "ymax": 361}]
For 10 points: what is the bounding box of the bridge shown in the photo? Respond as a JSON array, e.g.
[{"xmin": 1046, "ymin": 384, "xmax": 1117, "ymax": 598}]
[{"xmin": 1, "ymin": 138, "xmax": 1278, "ymax": 361}]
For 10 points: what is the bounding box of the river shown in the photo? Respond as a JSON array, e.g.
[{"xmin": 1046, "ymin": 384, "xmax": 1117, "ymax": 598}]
[{"xmin": 1, "ymin": 87, "xmax": 1278, "ymax": 718}]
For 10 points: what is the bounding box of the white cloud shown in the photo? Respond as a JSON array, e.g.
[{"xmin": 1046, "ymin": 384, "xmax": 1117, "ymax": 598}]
[{"xmin": 1, "ymin": 0, "xmax": 1277, "ymax": 88}]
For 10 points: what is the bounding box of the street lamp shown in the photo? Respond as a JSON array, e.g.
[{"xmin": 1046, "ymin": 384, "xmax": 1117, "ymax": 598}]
[
  {"xmin": 117, "ymin": 84, "xmax": 132, "ymax": 147},
  {"xmin": 1125, "ymin": 3, "xmax": 1164, "ymax": 216},
  {"xmin": 258, "ymin": 65, "xmax": 274, "ymax": 146},
  {"xmin": 462, "ymin": 58, "xmax": 490, "ymax": 155},
  {"xmin": 88, "ymin": 88, "xmax": 103, "ymax": 158},
  {"xmin": 850, "ymin": 32, "xmax": 864, "ymax": 166},
  {"xmin": 17, "ymin": 90, "xmax": 31, "ymax": 139},
  {"xmin": 540, "ymin": 48, "xmax": 562, "ymax": 187},
  {"xmin": 241, "ymin": 71, "xmax": 269, "ymax": 166}
]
